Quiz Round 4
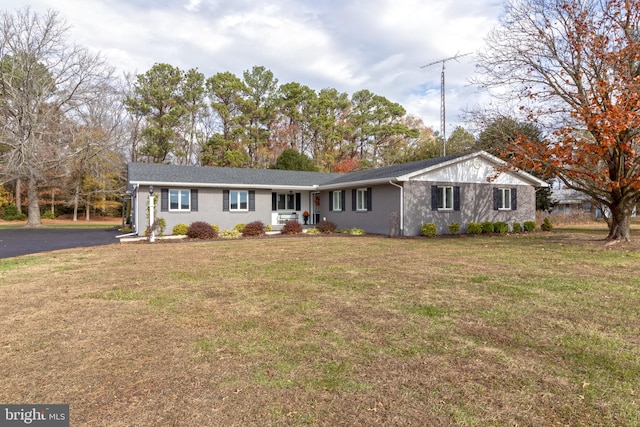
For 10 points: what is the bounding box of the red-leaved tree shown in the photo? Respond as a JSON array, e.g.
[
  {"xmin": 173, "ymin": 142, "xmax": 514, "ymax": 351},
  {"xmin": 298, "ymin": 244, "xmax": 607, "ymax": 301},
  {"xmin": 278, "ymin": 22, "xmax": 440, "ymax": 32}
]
[{"xmin": 476, "ymin": 0, "xmax": 640, "ymax": 241}]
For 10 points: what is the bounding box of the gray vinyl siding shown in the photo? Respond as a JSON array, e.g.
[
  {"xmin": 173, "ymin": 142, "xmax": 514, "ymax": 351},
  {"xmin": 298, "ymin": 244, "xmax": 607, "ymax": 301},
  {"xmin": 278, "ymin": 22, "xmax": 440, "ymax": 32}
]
[
  {"xmin": 136, "ymin": 186, "xmax": 278, "ymax": 235},
  {"xmin": 321, "ymin": 184, "xmax": 401, "ymax": 235},
  {"xmin": 404, "ymin": 181, "xmax": 537, "ymax": 236}
]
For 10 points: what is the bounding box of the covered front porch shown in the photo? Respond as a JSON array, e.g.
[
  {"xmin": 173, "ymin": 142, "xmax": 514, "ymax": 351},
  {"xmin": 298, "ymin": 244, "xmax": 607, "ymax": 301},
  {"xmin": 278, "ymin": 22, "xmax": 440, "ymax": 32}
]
[{"xmin": 269, "ymin": 190, "xmax": 321, "ymax": 227}]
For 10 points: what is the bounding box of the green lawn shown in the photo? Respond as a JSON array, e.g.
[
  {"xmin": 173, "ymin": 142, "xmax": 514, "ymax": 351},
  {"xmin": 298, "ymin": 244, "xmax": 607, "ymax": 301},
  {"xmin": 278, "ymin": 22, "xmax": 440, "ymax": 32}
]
[{"xmin": 0, "ymin": 226, "xmax": 638, "ymax": 426}]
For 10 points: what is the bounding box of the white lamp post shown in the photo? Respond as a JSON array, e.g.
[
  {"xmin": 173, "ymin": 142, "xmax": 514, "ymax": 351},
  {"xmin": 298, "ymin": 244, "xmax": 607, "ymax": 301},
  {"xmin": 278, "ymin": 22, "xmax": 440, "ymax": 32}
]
[{"xmin": 148, "ymin": 185, "xmax": 155, "ymax": 243}]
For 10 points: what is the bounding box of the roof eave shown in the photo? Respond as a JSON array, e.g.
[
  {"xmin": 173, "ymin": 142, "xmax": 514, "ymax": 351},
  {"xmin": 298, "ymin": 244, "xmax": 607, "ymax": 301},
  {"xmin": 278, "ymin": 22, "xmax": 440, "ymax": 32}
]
[
  {"xmin": 319, "ymin": 177, "xmax": 406, "ymax": 190},
  {"xmin": 128, "ymin": 180, "xmax": 319, "ymax": 191}
]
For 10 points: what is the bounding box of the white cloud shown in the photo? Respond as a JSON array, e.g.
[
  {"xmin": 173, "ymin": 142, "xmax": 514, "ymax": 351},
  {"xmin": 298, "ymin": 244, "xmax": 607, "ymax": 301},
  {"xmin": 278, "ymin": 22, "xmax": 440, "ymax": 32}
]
[{"xmin": 3, "ymin": 0, "xmax": 504, "ymax": 133}]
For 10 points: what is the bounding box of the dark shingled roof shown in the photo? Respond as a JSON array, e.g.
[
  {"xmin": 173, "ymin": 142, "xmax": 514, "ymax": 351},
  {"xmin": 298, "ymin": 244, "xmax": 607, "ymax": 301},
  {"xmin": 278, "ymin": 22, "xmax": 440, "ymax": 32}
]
[
  {"xmin": 127, "ymin": 162, "xmax": 342, "ymax": 187},
  {"xmin": 322, "ymin": 152, "xmax": 469, "ymax": 185},
  {"xmin": 128, "ymin": 152, "xmax": 472, "ymax": 188}
]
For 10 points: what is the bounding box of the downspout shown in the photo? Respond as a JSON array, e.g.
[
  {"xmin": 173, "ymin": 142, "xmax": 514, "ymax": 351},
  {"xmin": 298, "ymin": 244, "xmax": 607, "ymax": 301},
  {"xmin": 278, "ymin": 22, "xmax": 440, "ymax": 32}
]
[
  {"xmin": 133, "ymin": 184, "xmax": 139, "ymax": 236},
  {"xmin": 389, "ymin": 180, "xmax": 404, "ymax": 236}
]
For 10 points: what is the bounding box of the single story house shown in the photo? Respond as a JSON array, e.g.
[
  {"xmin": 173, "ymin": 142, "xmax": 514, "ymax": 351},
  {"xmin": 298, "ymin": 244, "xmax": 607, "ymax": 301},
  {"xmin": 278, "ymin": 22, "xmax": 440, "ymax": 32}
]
[{"xmin": 125, "ymin": 150, "xmax": 548, "ymax": 236}]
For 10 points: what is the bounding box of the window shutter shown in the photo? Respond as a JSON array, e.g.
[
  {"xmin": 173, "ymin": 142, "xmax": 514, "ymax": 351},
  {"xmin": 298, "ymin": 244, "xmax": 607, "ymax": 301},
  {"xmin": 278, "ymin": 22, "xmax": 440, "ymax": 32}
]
[
  {"xmin": 329, "ymin": 191, "xmax": 333, "ymax": 211},
  {"xmin": 431, "ymin": 186, "xmax": 438, "ymax": 210},
  {"xmin": 295, "ymin": 192, "xmax": 301, "ymax": 211},
  {"xmin": 249, "ymin": 190, "xmax": 255, "ymax": 211},
  {"xmin": 454, "ymin": 186, "xmax": 460, "ymax": 211},
  {"xmin": 493, "ymin": 188, "xmax": 499, "ymax": 210},
  {"xmin": 511, "ymin": 188, "xmax": 518, "ymax": 210},
  {"xmin": 161, "ymin": 189, "xmax": 168, "ymax": 212},
  {"xmin": 341, "ymin": 190, "xmax": 346, "ymax": 211},
  {"xmin": 352, "ymin": 189, "xmax": 357, "ymax": 211},
  {"xmin": 223, "ymin": 190, "xmax": 229, "ymax": 211},
  {"xmin": 272, "ymin": 192, "xmax": 277, "ymax": 211},
  {"xmin": 190, "ymin": 189, "xmax": 198, "ymax": 212},
  {"xmin": 367, "ymin": 187, "xmax": 372, "ymax": 211}
]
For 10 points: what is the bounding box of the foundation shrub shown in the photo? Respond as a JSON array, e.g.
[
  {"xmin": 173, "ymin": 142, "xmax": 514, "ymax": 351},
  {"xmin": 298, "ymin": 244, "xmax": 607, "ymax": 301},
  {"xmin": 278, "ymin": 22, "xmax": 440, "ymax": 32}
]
[
  {"xmin": 172, "ymin": 223, "xmax": 189, "ymax": 235},
  {"xmin": 220, "ymin": 229, "xmax": 241, "ymax": 239},
  {"xmin": 448, "ymin": 223, "xmax": 460, "ymax": 234},
  {"xmin": 242, "ymin": 221, "xmax": 266, "ymax": 237},
  {"xmin": 541, "ymin": 217, "xmax": 553, "ymax": 231},
  {"xmin": 187, "ymin": 221, "xmax": 218, "ymax": 239},
  {"xmin": 494, "ymin": 222, "xmax": 509, "ymax": 233},
  {"xmin": 234, "ymin": 223, "xmax": 246, "ymax": 233},
  {"xmin": 316, "ymin": 220, "xmax": 337, "ymax": 234},
  {"xmin": 421, "ymin": 223, "xmax": 437, "ymax": 237},
  {"xmin": 481, "ymin": 221, "xmax": 495, "ymax": 233},
  {"xmin": 466, "ymin": 222, "xmax": 482, "ymax": 235},
  {"xmin": 282, "ymin": 220, "xmax": 303, "ymax": 235},
  {"xmin": 523, "ymin": 221, "xmax": 537, "ymax": 232},
  {"xmin": 512, "ymin": 222, "xmax": 521, "ymax": 233}
]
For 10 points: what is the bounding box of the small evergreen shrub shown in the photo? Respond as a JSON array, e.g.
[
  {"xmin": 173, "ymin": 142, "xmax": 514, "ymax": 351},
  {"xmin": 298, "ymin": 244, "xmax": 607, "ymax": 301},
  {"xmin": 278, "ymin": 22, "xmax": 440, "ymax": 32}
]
[
  {"xmin": 234, "ymin": 223, "xmax": 246, "ymax": 233},
  {"xmin": 512, "ymin": 222, "xmax": 521, "ymax": 233},
  {"xmin": 211, "ymin": 224, "xmax": 219, "ymax": 233},
  {"xmin": 265, "ymin": 224, "xmax": 272, "ymax": 232},
  {"xmin": 187, "ymin": 221, "xmax": 218, "ymax": 239},
  {"xmin": 2, "ymin": 204, "xmax": 26, "ymax": 221},
  {"xmin": 41, "ymin": 211, "xmax": 55, "ymax": 219},
  {"xmin": 421, "ymin": 223, "xmax": 437, "ymax": 237},
  {"xmin": 243, "ymin": 221, "xmax": 266, "ymax": 237},
  {"xmin": 306, "ymin": 227, "xmax": 321, "ymax": 235},
  {"xmin": 494, "ymin": 222, "xmax": 509, "ymax": 233},
  {"xmin": 448, "ymin": 223, "xmax": 460, "ymax": 234},
  {"xmin": 541, "ymin": 217, "xmax": 553, "ymax": 231},
  {"xmin": 316, "ymin": 220, "xmax": 337, "ymax": 234},
  {"xmin": 282, "ymin": 220, "xmax": 303, "ymax": 235},
  {"xmin": 466, "ymin": 222, "xmax": 482, "ymax": 235},
  {"xmin": 220, "ymin": 229, "xmax": 241, "ymax": 239},
  {"xmin": 481, "ymin": 221, "xmax": 495, "ymax": 233},
  {"xmin": 523, "ymin": 221, "xmax": 536, "ymax": 232},
  {"xmin": 172, "ymin": 223, "xmax": 189, "ymax": 235},
  {"xmin": 349, "ymin": 227, "xmax": 366, "ymax": 235}
]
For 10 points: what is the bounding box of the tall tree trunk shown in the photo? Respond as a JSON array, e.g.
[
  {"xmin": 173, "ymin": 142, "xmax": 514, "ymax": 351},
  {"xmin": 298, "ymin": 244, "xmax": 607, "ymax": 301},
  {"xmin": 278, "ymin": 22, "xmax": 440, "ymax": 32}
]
[
  {"xmin": 607, "ymin": 203, "xmax": 632, "ymax": 242},
  {"xmin": 15, "ymin": 178, "xmax": 22, "ymax": 214},
  {"xmin": 26, "ymin": 178, "xmax": 42, "ymax": 227},
  {"xmin": 73, "ymin": 183, "xmax": 80, "ymax": 221}
]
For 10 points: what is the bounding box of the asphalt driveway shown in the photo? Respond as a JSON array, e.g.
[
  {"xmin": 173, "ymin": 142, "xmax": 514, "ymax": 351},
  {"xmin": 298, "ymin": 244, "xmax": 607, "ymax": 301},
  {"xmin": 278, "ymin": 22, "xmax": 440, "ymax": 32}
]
[{"xmin": 0, "ymin": 227, "xmax": 122, "ymax": 259}]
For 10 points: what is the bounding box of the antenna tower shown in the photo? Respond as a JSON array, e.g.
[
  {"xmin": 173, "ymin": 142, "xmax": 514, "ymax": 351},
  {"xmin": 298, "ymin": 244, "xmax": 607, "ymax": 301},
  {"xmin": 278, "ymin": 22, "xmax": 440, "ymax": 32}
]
[{"xmin": 421, "ymin": 52, "xmax": 471, "ymax": 156}]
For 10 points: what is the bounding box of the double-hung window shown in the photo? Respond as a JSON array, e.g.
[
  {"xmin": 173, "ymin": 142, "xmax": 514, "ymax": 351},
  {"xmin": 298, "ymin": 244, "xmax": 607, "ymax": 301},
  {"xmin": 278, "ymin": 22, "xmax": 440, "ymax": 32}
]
[
  {"xmin": 356, "ymin": 188, "xmax": 368, "ymax": 211},
  {"xmin": 230, "ymin": 190, "xmax": 248, "ymax": 211},
  {"xmin": 332, "ymin": 191, "xmax": 342, "ymax": 211},
  {"xmin": 277, "ymin": 193, "xmax": 295, "ymax": 210},
  {"xmin": 438, "ymin": 186, "xmax": 454, "ymax": 210},
  {"xmin": 431, "ymin": 185, "xmax": 460, "ymax": 211},
  {"xmin": 497, "ymin": 188, "xmax": 511, "ymax": 210},
  {"xmin": 169, "ymin": 189, "xmax": 190, "ymax": 211}
]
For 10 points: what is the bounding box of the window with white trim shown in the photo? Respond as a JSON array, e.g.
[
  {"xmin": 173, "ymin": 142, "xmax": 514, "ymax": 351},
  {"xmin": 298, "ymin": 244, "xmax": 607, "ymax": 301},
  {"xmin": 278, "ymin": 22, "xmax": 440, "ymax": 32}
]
[
  {"xmin": 332, "ymin": 191, "xmax": 342, "ymax": 211},
  {"xmin": 356, "ymin": 188, "xmax": 368, "ymax": 211},
  {"xmin": 438, "ymin": 186, "xmax": 454, "ymax": 210},
  {"xmin": 498, "ymin": 188, "xmax": 512, "ymax": 210},
  {"xmin": 169, "ymin": 189, "xmax": 190, "ymax": 211},
  {"xmin": 277, "ymin": 193, "xmax": 295, "ymax": 210},
  {"xmin": 230, "ymin": 190, "xmax": 248, "ymax": 211}
]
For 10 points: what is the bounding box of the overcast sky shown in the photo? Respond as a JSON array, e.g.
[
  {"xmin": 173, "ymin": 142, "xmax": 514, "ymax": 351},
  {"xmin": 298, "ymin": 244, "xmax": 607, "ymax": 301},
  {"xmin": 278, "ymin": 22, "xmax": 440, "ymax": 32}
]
[{"xmin": 4, "ymin": 0, "xmax": 504, "ymax": 135}]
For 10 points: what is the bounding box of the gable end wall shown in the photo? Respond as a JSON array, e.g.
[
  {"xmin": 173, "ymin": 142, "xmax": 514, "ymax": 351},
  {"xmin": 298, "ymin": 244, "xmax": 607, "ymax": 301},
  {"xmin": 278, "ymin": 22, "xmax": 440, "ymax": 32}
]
[{"xmin": 403, "ymin": 181, "xmax": 536, "ymax": 236}]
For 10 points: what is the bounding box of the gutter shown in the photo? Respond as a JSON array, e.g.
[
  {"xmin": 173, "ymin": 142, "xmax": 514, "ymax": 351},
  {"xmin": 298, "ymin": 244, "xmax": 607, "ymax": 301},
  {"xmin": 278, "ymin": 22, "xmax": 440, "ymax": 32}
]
[{"xmin": 389, "ymin": 180, "xmax": 404, "ymax": 236}]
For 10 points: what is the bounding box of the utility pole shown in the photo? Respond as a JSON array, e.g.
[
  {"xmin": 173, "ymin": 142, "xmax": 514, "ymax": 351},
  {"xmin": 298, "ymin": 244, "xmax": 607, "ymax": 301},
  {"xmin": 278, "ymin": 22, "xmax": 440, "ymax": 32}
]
[{"xmin": 421, "ymin": 52, "xmax": 471, "ymax": 156}]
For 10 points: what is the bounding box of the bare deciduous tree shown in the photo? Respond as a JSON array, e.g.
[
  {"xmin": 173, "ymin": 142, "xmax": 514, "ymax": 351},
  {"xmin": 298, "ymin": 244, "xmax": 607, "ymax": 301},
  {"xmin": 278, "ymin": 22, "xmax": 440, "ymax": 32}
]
[{"xmin": 0, "ymin": 7, "xmax": 112, "ymax": 226}]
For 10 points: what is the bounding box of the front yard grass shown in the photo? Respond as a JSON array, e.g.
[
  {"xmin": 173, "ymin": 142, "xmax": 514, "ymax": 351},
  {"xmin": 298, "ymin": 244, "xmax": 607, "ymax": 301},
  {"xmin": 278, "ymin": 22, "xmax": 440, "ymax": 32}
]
[{"xmin": 0, "ymin": 226, "xmax": 639, "ymax": 426}]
